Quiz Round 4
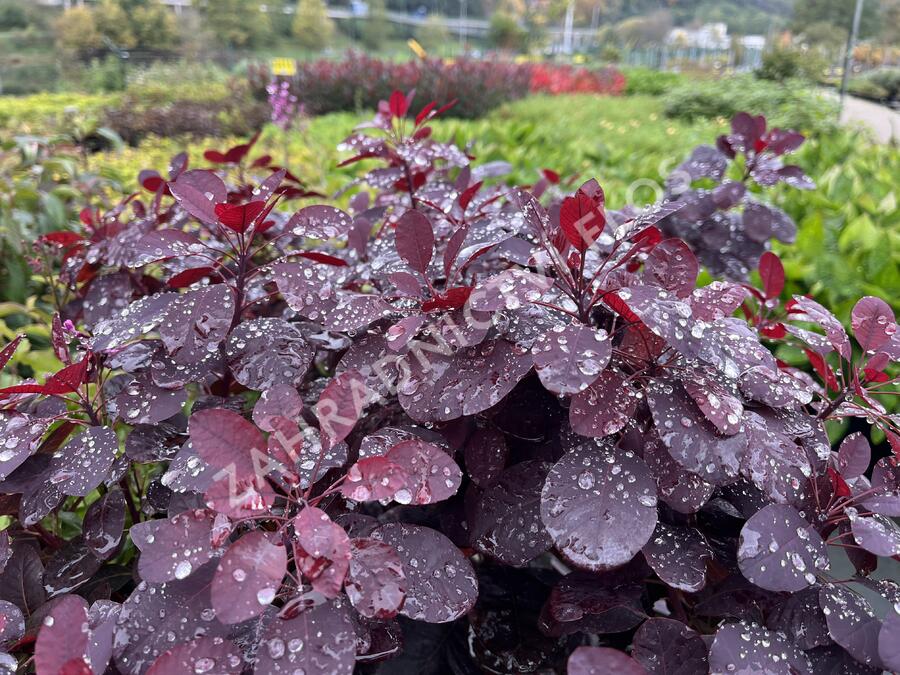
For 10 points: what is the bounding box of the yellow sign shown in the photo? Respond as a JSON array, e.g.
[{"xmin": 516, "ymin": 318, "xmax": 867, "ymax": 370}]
[
  {"xmin": 407, "ymin": 39, "xmax": 427, "ymax": 59},
  {"xmin": 271, "ymin": 58, "xmax": 296, "ymax": 77}
]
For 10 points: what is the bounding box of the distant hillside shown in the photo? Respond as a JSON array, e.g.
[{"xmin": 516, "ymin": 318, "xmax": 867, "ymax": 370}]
[{"xmin": 604, "ymin": 0, "xmax": 793, "ymax": 34}]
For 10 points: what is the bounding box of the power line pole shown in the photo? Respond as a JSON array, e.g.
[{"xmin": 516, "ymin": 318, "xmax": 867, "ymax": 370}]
[
  {"xmin": 839, "ymin": 0, "xmax": 864, "ymax": 117},
  {"xmin": 562, "ymin": 0, "xmax": 574, "ymax": 54}
]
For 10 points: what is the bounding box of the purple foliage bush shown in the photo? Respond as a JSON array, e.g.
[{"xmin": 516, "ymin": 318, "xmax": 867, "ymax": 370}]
[
  {"xmin": 0, "ymin": 94, "xmax": 899, "ymax": 675},
  {"xmin": 248, "ymin": 56, "xmax": 624, "ymax": 119}
]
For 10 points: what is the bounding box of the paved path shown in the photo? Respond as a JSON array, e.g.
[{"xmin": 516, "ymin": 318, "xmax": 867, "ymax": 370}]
[{"xmin": 840, "ymin": 95, "xmax": 900, "ymax": 144}]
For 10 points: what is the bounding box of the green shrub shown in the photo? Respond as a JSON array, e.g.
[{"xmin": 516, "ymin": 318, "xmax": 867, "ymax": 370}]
[
  {"xmin": 756, "ymin": 47, "xmax": 826, "ymax": 82},
  {"xmin": 662, "ymin": 75, "xmax": 838, "ymax": 137},
  {"xmin": 621, "ymin": 67, "xmax": 684, "ymax": 95},
  {"xmin": 849, "ymin": 68, "xmax": 900, "ymax": 102}
]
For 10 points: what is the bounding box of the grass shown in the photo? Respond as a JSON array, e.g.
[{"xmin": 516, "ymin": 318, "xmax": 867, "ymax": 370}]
[{"xmin": 86, "ymin": 95, "xmax": 727, "ymax": 208}]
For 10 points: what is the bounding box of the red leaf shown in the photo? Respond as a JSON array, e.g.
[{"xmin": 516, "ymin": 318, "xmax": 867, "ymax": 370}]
[
  {"xmin": 388, "ymin": 90, "xmax": 408, "ymax": 118},
  {"xmin": 293, "ymin": 506, "xmax": 351, "ymax": 598},
  {"xmin": 39, "ymin": 231, "xmax": 83, "ymax": 248},
  {"xmin": 559, "ymin": 185, "xmax": 605, "ymax": 252},
  {"xmin": 758, "ymin": 251, "xmax": 785, "ymax": 299},
  {"xmin": 804, "ymin": 348, "xmax": 839, "ymax": 392},
  {"xmin": 214, "ymin": 201, "xmax": 266, "ymax": 233},
  {"xmin": 315, "ymin": 369, "xmax": 371, "ymax": 450},
  {"xmin": 422, "ymin": 286, "xmax": 473, "ymax": 313},
  {"xmin": 415, "ymin": 101, "xmax": 436, "ymax": 126},
  {"xmin": 458, "ymin": 181, "xmax": 483, "ymax": 211},
  {"xmin": 251, "ymin": 154, "xmax": 273, "ymax": 169},
  {"xmin": 827, "ymin": 467, "xmax": 852, "ymax": 498},
  {"xmin": 0, "ymin": 335, "xmax": 24, "ymax": 372},
  {"xmin": 294, "ymin": 251, "xmax": 349, "ymax": 267},
  {"xmin": 341, "ymin": 456, "xmax": 410, "ymax": 502},
  {"xmin": 542, "ymin": 168, "xmax": 561, "ymax": 184},
  {"xmin": 166, "ymin": 267, "xmax": 219, "ymax": 288}
]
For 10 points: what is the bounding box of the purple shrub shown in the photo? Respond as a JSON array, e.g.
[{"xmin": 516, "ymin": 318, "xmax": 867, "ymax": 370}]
[{"xmin": 0, "ymin": 94, "xmax": 898, "ymax": 674}]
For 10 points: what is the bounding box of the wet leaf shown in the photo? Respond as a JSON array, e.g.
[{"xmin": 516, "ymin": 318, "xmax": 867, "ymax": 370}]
[{"xmin": 540, "ymin": 440, "xmax": 658, "ymax": 572}]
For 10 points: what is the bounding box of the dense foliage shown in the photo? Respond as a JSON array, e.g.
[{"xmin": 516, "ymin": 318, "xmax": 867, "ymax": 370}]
[
  {"xmin": 247, "ymin": 57, "xmax": 625, "ymax": 119},
  {"xmin": 0, "ymin": 95, "xmax": 898, "ymax": 674}
]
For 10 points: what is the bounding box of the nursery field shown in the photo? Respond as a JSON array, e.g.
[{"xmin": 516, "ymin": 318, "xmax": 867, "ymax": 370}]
[{"xmin": 1, "ymin": 66, "xmax": 900, "ymax": 675}]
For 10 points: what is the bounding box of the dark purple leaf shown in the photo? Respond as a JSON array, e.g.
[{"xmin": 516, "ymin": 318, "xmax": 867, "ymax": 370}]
[
  {"xmin": 169, "ymin": 170, "xmax": 227, "ymax": 225},
  {"xmin": 158, "ymin": 285, "xmax": 233, "ymax": 360},
  {"xmin": 766, "ymin": 586, "xmax": 831, "ymax": 650},
  {"xmin": 862, "ymin": 457, "xmax": 900, "ymax": 516},
  {"xmin": 837, "ymin": 432, "xmax": 871, "ymax": 479},
  {"xmin": 146, "ymin": 635, "xmax": 243, "ymax": 674},
  {"xmin": 397, "ymin": 338, "xmax": 532, "ymax": 422},
  {"xmin": 287, "ymin": 205, "xmax": 354, "ymax": 240},
  {"xmin": 789, "ymin": 296, "xmax": 851, "ymax": 360},
  {"xmin": 116, "ymin": 375, "xmax": 186, "ymax": 425},
  {"xmin": 820, "ymin": 584, "xmax": 884, "ymax": 670},
  {"xmin": 225, "ymin": 318, "xmax": 313, "ymax": 391},
  {"xmin": 569, "ymin": 370, "xmax": 638, "ymax": 438},
  {"xmin": 83, "ymin": 489, "xmax": 126, "ymax": 560},
  {"xmin": 547, "ymin": 569, "xmax": 645, "ymax": 635},
  {"xmin": 470, "ymin": 461, "xmax": 552, "ymax": 566},
  {"xmin": 90, "ymin": 292, "xmax": 176, "ymax": 352},
  {"xmin": 643, "ymin": 433, "xmax": 714, "ymax": 514},
  {"xmin": 708, "ymin": 622, "xmax": 812, "ymax": 674},
  {"xmin": 346, "ymin": 538, "xmax": 406, "ymax": 619},
  {"xmin": 131, "ymin": 509, "xmax": 220, "ymax": 583},
  {"xmin": 0, "ymin": 413, "xmax": 50, "ymax": 481},
  {"xmin": 468, "ymin": 269, "xmax": 554, "ymax": 311},
  {"xmin": 567, "ymin": 646, "xmax": 647, "ymax": 674},
  {"xmin": 0, "ymin": 600, "xmax": 24, "ymax": 646},
  {"xmin": 683, "ymin": 374, "xmax": 743, "ymax": 436},
  {"xmin": 541, "ymin": 440, "xmax": 658, "ymax": 572},
  {"xmin": 878, "ymin": 610, "xmax": 900, "ymax": 672},
  {"xmin": 690, "ymin": 281, "xmax": 748, "ymax": 321},
  {"xmin": 642, "ymin": 523, "xmax": 711, "ymax": 592},
  {"xmin": 647, "ymin": 381, "xmax": 745, "ymax": 483},
  {"xmin": 0, "ymin": 544, "xmax": 44, "ymax": 617},
  {"xmin": 851, "ymin": 296, "xmax": 896, "ymax": 353},
  {"xmin": 395, "ymin": 210, "xmax": 435, "ymax": 274},
  {"xmin": 48, "ymin": 426, "xmax": 118, "ymax": 497},
  {"xmin": 252, "ymin": 384, "xmax": 303, "ymax": 432},
  {"xmin": 463, "ymin": 425, "xmax": 508, "ymax": 487},
  {"xmin": 131, "ymin": 230, "xmax": 205, "ymax": 266},
  {"xmin": 645, "ymin": 238, "xmax": 699, "ymax": 298},
  {"xmin": 850, "ymin": 512, "xmax": 900, "ymax": 556},
  {"xmin": 737, "ymin": 504, "xmax": 827, "ymax": 592},
  {"xmin": 211, "ymin": 531, "xmax": 286, "ymax": 624},
  {"xmin": 254, "ymin": 601, "xmax": 355, "ymax": 674},
  {"xmin": 112, "ymin": 565, "xmax": 229, "ymax": 674},
  {"xmin": 371, "ymin": 523, "xmax": 477, "ymax": 623},
  {"xmin": 34, "ymin": 594, "xmax": 92, "ymax": 675},
  {"xmin": 632, "ymin": 618, "xmax": 709, "ymax": 675},
  {"xmin": 532, "ymin": 324, "xmax": 611, "ymax": 395}
]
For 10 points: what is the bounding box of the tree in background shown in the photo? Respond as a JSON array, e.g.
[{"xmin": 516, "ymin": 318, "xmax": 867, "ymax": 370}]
[
  {"xmin": 361, "ymin": 0, "xmax": 392, "ymax": 51},
  {"xmin": 0, "ymin": 0, "xmax": 44, "ymax": 31},
  {"xmin": 292, "ymin": 0, "xmax": 335, "ymax": 51},
  {"xmin": 488, "ymin": 12, "xmax": 528, "ymax": 51},
  {"xmin": 94, "ymin": 0, "xmax": 137, "ymax": 49},
  {"xmin": 202, "ymin": 0, "xmax": 271, "ymax": 48},
  {"xmin": 54, "ymin": 6, "xmax": 102, "ymax": 55},
  {"xmin": 132, "ymin": 1, "xmax": 179, "ymax": 51},
  {"xmin": 415, "ymin": 14, "xmax": 450, "ymax": 53},
  {"xmin": 791, "ymin": 0, "xmax": 881, "ymax": 41}
]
